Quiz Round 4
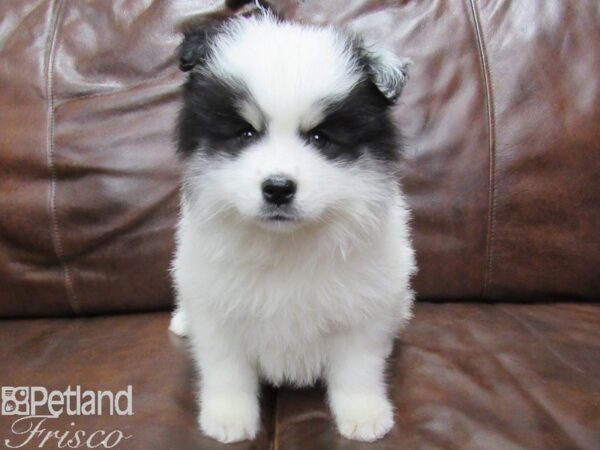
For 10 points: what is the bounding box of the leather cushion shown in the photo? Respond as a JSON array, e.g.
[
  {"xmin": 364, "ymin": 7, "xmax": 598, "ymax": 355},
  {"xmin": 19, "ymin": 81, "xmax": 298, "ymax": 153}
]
[
  {"xmin": 273, "ymin": 302, "xmax": 600, "ymax": 450},
  {"xmin": 0, "ymin": 312, "xmax": 275, "ymax": 450},
  {"xmin": 1, "ymin": 303, "xmax": 598, "ymax": 449}
]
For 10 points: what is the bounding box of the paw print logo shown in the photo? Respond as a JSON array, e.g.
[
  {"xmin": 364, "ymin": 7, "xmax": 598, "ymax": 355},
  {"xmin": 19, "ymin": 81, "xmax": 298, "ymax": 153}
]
[{"xmin": 1, "ymin": 387, "xmax": 29, "ymax": 415}]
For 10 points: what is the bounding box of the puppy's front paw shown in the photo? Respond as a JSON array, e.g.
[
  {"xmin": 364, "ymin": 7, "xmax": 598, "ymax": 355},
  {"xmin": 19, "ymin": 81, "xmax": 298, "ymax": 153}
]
[
  {"xmin": 199, "ymin": 394, "xmax": 260, "ymax": 443},
  {"xmin": 169, "ymin": 308, "xmax": 188, "ymax": 337},
  {"xmin": 332, "ymin": 394, "xmax": 394, "ymax": 442}
]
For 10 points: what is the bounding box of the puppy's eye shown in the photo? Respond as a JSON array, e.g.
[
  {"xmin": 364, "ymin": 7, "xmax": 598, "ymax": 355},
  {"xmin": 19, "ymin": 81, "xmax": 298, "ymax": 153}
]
[
  {"xmin": 307, "ymin": 130, "xmax": 330, "ymax": 148},
  {"xmin": 238, "ymin": 128, "xmax": 258, "ymax": 141}
]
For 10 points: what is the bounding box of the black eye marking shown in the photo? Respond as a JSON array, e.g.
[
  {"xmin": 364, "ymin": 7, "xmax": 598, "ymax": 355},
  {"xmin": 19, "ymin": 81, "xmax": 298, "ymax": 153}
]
[
  {"xmin": 300, "ymin": 79, "xmax": 400, "ymax": 162},
  {"xmin": 302, "ymin": 126, "xmax": 361, "ymax": 161},
  {"xmin": 177, "ymin": 71, "xmax": 268, "ymax": 158}
]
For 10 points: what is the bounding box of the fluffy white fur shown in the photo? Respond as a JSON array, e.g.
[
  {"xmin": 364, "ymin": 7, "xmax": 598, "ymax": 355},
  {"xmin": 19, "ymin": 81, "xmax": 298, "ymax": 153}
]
[{"xmin": 171, "ymin": 14, "xmax": 416, "ymax": 443}]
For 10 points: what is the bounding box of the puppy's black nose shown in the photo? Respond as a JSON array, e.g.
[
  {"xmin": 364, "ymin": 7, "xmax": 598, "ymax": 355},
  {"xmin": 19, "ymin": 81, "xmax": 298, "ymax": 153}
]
[{"xmin": 262, "ymin": 176, "xmax": 297, "ymax": 206}]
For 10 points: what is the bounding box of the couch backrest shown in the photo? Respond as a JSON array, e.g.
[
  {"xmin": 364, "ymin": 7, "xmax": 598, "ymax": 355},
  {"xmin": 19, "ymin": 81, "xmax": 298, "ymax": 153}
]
[{"xmin": 0, "ymin": 0, "xmax": 598, "ymax": 317}]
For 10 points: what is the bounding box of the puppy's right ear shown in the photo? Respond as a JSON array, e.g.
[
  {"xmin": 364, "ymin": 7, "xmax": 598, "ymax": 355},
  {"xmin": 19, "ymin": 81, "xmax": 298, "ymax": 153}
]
[{"xmin": 178, "ymin": 21, "xmax": 221, "ymax": 72}]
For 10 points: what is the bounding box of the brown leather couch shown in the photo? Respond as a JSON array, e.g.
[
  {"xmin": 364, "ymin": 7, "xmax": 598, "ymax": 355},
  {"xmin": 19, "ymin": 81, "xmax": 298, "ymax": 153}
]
[{"xmin": 1, "ymin": 1, "xmax": 599, "ymax": 449}]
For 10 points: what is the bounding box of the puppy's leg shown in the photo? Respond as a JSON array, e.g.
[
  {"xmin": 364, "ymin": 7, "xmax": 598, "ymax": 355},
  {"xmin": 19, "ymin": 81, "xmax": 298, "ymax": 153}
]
[
  {"xmin": 325, "ymin": 329, "xmax": 395, "ymax": 442},
  {"xmin": 169, "ymin": 305, "xmax": 189, "ymax": 336},
  {"xmin": 191, "ymin": 322, "xmax": 260, "ymax": 443}
]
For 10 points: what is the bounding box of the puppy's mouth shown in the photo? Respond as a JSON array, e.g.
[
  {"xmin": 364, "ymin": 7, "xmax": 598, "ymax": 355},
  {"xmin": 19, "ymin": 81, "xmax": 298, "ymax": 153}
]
[
  {"xmin": 260, "ymin": 204, "xmax": 300, "ymax": 221},
  {"xmin": 257, "ymin": 207, "xmax": 303, "ymax": 231},
  {"xmin": 262, "ymin": 213, "xmax": 297, "ymax": 222}
]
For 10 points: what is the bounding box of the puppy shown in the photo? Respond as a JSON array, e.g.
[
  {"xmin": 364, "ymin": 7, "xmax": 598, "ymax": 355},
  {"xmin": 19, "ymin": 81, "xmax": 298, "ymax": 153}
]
[{"xmin": 170, "ymin": 11, "xmax": 416, "ymax": 443}]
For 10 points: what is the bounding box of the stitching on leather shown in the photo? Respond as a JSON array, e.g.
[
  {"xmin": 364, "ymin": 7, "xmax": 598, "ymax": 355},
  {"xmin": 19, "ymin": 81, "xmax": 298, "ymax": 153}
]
[
  {"xmin": 45, "ymin": 0, "xmax": 81, "ymax": 314},
  {"xmin": 467, "ymin": 0, "xmax": 497, "ymax": 299}
]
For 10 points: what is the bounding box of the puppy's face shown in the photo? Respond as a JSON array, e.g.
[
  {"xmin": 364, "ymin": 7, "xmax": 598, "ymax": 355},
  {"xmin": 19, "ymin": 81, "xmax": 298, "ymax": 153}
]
[{"xmin": 177, "ymin": 14, "xmax": 409, "ymax": 233}]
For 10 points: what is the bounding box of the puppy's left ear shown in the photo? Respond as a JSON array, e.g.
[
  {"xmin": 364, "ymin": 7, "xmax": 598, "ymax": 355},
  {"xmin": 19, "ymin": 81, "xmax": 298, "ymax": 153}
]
[
  {"xmin": 178, "ymin": 20, "xmax": 223, "ymax": 72},
  {"xmin": 366, "ymin": 49, "xmax": 412, "ymax": 103}
]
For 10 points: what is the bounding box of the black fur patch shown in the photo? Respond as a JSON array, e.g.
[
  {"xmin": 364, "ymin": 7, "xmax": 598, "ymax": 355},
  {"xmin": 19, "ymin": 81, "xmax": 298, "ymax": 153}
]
[
  {"xmin": 177, "ymin": 74, "xmax": 398, "ymax": 163},
  {"xmin": 178, "ymin": 19, "xmax": 225, "ymax": 72},
  {"xmin": 303, "ymin": 79, "xmax": 399, "ymax": 163},
  {"xmin": 177, "ymin": 73, "xmax": 263, "ymax": 158}
]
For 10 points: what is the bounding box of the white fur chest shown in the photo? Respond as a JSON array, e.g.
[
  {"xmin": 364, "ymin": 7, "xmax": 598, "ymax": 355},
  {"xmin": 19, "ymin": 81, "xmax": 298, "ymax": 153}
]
[{"xmin": 174, "ymin": 196, "xmax": 415, "ymax": 385}]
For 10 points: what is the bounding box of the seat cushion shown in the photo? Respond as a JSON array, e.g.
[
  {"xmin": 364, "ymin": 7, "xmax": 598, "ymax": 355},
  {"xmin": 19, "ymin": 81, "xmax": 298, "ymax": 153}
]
[
  {"xmin": 1, "ymin": 303, "xmax": 598, "ymax": 449},
  {"xmin": 0, "ymin": 312, "xmax": 275, "ymax": 450},
  {"xmin": 273, "ymin": 302, "xmax": 600, "ymax": 450}
]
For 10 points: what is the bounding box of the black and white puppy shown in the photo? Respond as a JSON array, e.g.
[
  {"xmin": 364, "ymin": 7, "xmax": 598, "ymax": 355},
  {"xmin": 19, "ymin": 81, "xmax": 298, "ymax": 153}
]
[{"xmin": 170, "ymin": 11, "xmax": 416, "ymax": 443}]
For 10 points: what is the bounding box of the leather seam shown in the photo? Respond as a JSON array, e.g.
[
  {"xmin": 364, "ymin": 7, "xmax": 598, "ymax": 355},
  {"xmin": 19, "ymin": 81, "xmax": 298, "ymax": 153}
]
[
  {"xmin": 467, "ymin": 0, "xmax": 497, "ymax": 299},
  {"xmin": 45, "ymin": 0, "xmax": 80, "ymax": 314}
]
